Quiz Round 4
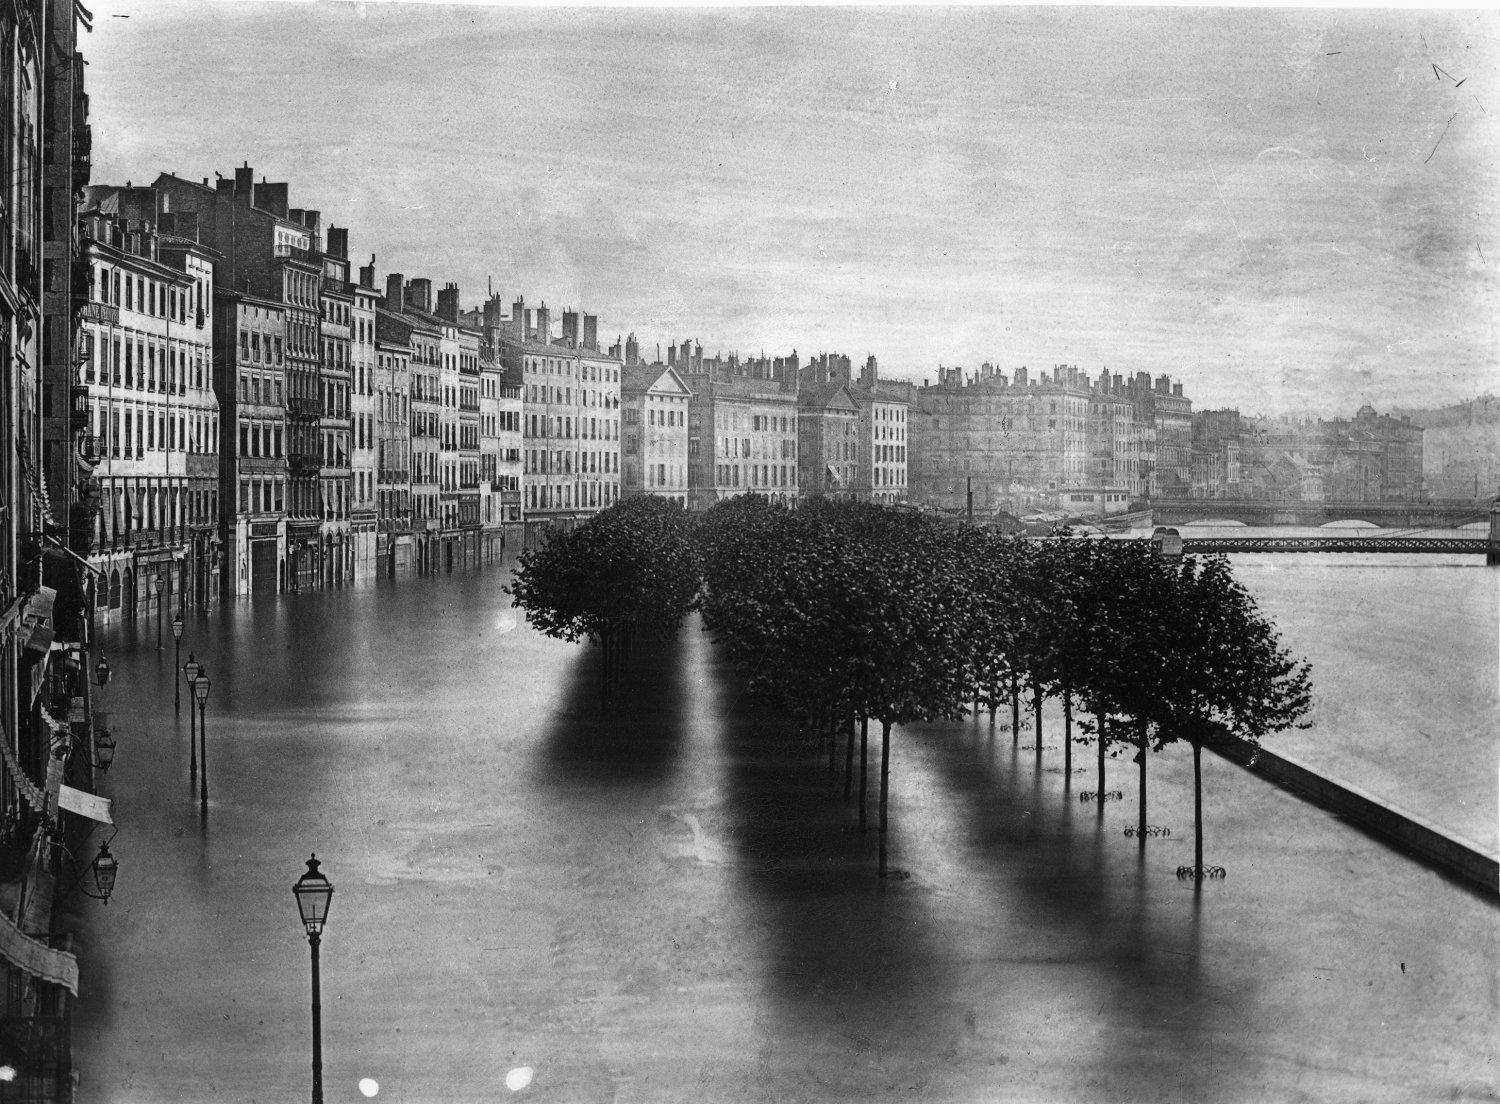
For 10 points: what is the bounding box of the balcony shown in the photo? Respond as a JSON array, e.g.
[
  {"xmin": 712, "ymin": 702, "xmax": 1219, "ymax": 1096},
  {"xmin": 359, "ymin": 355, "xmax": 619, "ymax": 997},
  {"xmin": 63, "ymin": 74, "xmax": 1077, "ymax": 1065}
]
[
  {"xmin": 288, "ymin": 455, "xmax": 321, "ymax": 473},
  {"xmin": 286, "ymin": 397, "xmax": 324, "ymax": 419}
]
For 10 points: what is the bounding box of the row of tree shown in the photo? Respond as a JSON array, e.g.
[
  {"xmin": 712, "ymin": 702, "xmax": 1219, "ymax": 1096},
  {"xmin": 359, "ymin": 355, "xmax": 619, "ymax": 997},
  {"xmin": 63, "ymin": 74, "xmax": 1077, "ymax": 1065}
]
[{"xmin": 510, "ymin": 496, "xmax": 1313, "ymax": 879}]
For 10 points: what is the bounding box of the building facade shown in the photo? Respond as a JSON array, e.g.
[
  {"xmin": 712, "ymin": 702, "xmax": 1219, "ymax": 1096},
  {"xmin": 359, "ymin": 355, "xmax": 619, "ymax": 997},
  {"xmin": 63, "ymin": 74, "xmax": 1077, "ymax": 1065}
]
[
  {"xmin": 908, "ymin": 363, "xmax": 1176, "ymax": 515},
  {"xmin": 620, "ymin": 364, "xmax": 692, "ymax": 504},
  {"xmin": 796, "ymin": 381, "xmax": 861, "ymax": 500},
  {"xmin": 681, "ymin": 354, "xmax": 800, "ymax": 511},
  {"xmin": 78, "ymin": 189, "xmax": 220, "ymax": 612},
  {"xmin": 213, "ymin": 288, "xmax": 287, "ymax": 599}
]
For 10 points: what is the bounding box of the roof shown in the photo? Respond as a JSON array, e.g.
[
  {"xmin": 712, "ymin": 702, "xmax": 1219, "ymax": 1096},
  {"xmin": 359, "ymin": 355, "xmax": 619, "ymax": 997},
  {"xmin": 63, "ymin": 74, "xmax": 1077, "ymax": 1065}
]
[
  {"xmin": 621, "ymin": 363, "xmax": 691, "ymax": 397},
  {"xmin": 798, "ymin": 381, "xmax": 860, "ymax": 414}
]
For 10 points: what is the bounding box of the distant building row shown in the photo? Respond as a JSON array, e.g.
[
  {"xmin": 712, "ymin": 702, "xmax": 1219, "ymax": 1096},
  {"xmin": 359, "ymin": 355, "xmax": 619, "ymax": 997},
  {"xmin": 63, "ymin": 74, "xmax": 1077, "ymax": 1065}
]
[{"xmin": 1189, "ymin": 404, "xmax": 1424, "ymax": 503}]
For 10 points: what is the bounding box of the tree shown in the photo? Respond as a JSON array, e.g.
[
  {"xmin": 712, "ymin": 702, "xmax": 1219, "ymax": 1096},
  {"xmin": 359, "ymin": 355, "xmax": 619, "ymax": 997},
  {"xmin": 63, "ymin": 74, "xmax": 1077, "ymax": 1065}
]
[
  {"xmin": 507, "ymin": 497, "xmax": 701, "ymax": 704},
  {"xmin": 1152, "ymin": 555, "xmax": 1313, "ymax": 877}
]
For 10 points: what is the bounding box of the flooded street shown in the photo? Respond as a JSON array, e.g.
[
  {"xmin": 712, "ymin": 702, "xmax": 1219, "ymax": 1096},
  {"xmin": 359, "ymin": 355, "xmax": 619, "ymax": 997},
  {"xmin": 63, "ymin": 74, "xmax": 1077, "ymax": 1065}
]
[{"xmin": 67, "ymin": 558, "xmax": 1497, "ymax": 1103}]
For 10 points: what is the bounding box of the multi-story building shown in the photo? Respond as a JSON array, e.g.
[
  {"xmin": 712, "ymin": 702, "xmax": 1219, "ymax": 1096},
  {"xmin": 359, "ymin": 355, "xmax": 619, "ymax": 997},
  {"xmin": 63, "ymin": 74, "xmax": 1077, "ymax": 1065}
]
[
  {"xmin": 911, "ymin": 363, "xmax": 1126, "ymax": 515},
  {"xmin": 373, "ymin": 303, "xmax": 415, "ymax": 574},
  {"xmin": 797, "ymin": 380, "xmax": 861, "ymax": 500},
  {"xmin": 475, "ymin": 341, "xmax": 522, "ymax": 555},
  {"xmin": 803, "ymin": 354, "xmax": 909, "ymax": 504},
  {"xmin": 433, "ymin": 284, "xmax": 483, "ymax": 561},
  {"xmin": 383, "ymin": 275, "xmax": 442, "ymax": 570},
  {"xmin": 4, "ymin": 3, "xmax": 110, "ymax": 1095},
  {"xmin": 153, "ymin": 165, "xmax": 332, "ymax": 589},
  {"xmin": 317, "ymin": 232, "xmax": 353, "ymax": 585},
  {"xmin": 213, "ymin": 287, "xmax": 287, "ymax": 598},
  {"xmin": 620, "ymin": 363, "xmax": 692, "ymax": 505},
  {"xmin": 501, "ymin": 296, "xmax": 621, "ymax": 529},
  {"xmin": 78, "ymin": 188, "xmax": 219, "ymax": 610},
  {"xmin": 1127, "ymin": 372, "xmax": 1192, "ymax": 497},
  {"xmin": 1087, "ymin": 370, "xmax": 1148, "ymax": 499},
  {"xmin": 349, "ymin": 273, "xmax": 381, "ymax": 580},
  {"xmin": 461, "ymin": 295, "xmax": 527, "ymax": 553},
  {"xmin": 680, "ymin": 349, "xmax": 800, "ymax": 510}
]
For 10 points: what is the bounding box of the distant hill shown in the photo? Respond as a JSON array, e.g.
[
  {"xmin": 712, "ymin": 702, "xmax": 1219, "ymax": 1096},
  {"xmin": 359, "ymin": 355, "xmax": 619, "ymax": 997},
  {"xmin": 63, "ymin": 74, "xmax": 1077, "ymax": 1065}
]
[{"xmin": 1392, "ymin": 396, "xmax": 1500, "ymax": 499}]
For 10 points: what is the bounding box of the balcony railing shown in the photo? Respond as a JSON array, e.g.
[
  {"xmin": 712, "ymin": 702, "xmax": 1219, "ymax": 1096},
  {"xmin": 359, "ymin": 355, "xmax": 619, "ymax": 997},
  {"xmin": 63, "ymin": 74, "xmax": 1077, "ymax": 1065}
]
[{"xmin": 286, "ymin": 397, "xmax": 324, "ymax": 418}]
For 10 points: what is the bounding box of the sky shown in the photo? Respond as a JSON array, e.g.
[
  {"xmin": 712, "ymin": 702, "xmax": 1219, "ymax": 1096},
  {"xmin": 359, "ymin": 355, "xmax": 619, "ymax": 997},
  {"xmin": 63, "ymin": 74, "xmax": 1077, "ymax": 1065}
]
[{"xmin": 83, "ymin": 2, "xmax": 1499, "ymax": 417}]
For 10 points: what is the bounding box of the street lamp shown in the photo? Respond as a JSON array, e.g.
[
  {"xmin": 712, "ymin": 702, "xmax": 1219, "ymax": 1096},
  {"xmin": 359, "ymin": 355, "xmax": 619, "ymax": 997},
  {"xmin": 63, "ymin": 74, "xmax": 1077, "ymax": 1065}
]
[
  {"xmin": 152, "ymin": 573, "xmax": 164, "ymax": 650},
  {"xmin": 171, "ymin": 612, "xmax": 184, "ymax": 714},
  {"xmin": 292, "ymin": 854, "xmax": 334, "ymax": 1104},
  {"xmin": 91, "ymin": 840, "xmax": 119, "ymax": 904},
  {"xmin": 183, "ymin": 653, "xmax": 201, "ymax": 777},
  {"xmin": 193, "ymin": 670, "xmax": 211, "ymax": 812},
  {"xmin": 94, "ymin": 655, "xmax": 111, "ymax": 688}
]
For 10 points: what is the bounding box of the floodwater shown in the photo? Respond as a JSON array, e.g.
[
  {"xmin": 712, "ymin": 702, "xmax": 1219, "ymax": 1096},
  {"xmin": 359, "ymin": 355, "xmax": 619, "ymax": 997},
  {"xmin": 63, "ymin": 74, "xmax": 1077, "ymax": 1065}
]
[{"xmin": 67, "ymin": 554, "xmax": 1498, "ymax": 1103}]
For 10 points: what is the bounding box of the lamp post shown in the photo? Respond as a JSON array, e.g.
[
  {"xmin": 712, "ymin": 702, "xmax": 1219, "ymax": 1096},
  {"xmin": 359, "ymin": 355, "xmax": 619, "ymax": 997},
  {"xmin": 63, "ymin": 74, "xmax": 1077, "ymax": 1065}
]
[
  {"xmin": 193, "ymin": 670, "xmax": 211, "ymax": 811},
  {"xmin": 171, "ymin": 612, "xmax": 184, "ymax": 713},
  {"xmin": 292, "ymin": 855, "xmax": 334, "ymax": 1104},
  {"xmin": 182, "ymin": 654, "xmax": 201, "ymax": 777},
  {"xmin": 152, "ymin": 573, "xmax": 163, "ymax": 650}
]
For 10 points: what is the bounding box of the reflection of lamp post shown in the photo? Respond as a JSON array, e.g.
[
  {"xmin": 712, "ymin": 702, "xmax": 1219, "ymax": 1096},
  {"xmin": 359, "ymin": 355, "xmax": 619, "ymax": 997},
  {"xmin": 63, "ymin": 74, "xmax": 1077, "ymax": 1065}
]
[
  {"xmin": 94, "ymin": 727, "xmax": 116, "ymax": 772},
  {"xmin": 94, "ymin": 655, "xmax": 111, "ymax": 688},
  {"xmin": 152, "ymin": 573, "xmax": 163, "ymax": 650},
  {"xmin": 171, "ymin": 612, "xmax": 184, "ymax": 713},
  {"xmin": 193, "ymin": 671, "xmax": 211, "ymax": 811},
  {"xmin": 183, "ymin": 653, "xmax": 202, "ymax": 777},
  {"xmin": 292, "ymin": 855, "xmax": 334, "ymax": 1104}
]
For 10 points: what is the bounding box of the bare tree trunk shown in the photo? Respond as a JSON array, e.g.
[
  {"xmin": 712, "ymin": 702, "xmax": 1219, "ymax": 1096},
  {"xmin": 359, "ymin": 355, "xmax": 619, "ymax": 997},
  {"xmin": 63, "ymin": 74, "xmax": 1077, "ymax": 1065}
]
[
  {"xmin": 1010, "ymin": 672, "xmax": 1020, "ymax": 744},
  {"xmin": 1138, "ymin": 716, "xmax": 1149, "ymax": 844},
  {"xmin": 1193, "ymin": 741, "xmax": 1204, "ymax": 875},
  {"xmin": 1033, "ymin": 682, "xmax": 1043, "ymax": 753},
  {"xmin": 1097, "ymin": 715, "xmax": 1107, "ymax": 818},
  {"xmin": 858, "ymin": 716, "xmax": 869, "ymax": 833},
  {"xmin": 879, "ymin": 719, "xmax": 892, "ymax": 876},
  {"xmin": 1063, "ymin": 685, "xmax": 1073, "ymax": 776},
  {"xmin": 843, "ymin": 713, "xmax": 855, "ymax": 799}
]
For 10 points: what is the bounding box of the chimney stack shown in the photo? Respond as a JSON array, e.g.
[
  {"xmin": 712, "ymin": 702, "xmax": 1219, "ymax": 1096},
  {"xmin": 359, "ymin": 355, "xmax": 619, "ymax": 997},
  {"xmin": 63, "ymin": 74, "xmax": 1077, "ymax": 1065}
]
[{"xmin": 385, "ymin": 272, "xmax": 405, "ymax": 314}]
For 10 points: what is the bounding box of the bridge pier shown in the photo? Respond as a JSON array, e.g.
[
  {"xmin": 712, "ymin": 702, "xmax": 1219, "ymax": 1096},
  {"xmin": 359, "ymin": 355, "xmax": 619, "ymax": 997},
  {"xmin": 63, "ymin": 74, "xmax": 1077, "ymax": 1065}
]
[{"xmin": 1488, "ymin": 497, "xmax": 1500, "ymax": 566}]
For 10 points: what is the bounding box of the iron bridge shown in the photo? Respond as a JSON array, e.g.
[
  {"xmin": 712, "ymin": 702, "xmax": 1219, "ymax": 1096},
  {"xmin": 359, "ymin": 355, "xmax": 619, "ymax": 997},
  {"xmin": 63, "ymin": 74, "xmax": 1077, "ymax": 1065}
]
[{"xmin": 1175, "ymin": 535, "xmax": 1489, "ymax": 555}]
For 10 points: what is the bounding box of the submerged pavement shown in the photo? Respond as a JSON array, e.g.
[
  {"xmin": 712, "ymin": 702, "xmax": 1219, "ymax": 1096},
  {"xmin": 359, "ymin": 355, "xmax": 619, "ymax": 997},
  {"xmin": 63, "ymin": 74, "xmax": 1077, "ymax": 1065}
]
[{"xmin": 68, "ymin": 566, "xmax": 1498, "ymax": 1103}]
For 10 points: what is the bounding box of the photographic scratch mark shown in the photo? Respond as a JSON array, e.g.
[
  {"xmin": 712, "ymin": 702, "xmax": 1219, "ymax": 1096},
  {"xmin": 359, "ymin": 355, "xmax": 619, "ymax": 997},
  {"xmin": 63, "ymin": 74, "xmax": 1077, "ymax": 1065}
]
[
  {"xmin": 1326, "ymin": 51, "xmax": 1341, "ymax": 56},
  {"xmin": 1424, "ymin": 113, "xmax": 1458, "ymax": 164},
  {"xmin": 1455, "ymin": 78, "xmax": 1466, "ymax": 88}
]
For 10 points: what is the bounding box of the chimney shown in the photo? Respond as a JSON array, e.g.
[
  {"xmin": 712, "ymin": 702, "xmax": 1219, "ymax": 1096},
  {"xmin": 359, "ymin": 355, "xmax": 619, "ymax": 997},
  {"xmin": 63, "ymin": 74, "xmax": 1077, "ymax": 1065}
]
[
  {"xmin": 1173, "ymin": 383, "xmax": 1183, "ymax": 397},
  {"xmin": 512, "ymin": 297, "xmax": 525, "ymax": 338},
  {"xmin": 253, "ymin": 180, "xmax": 289, "ymax": 219},
  {"xmin": 436, "ymin": 282, "xmax": 460, "ymax": 323},
  {"xmin": 406, "ymin": 278, "xmax": 432, "ymax": 313},
  {"xmin": 536, "ymin": 302, "xmax": 550, "ymax": 342},
  {"xmin": 668, "ymin": 345, "xmax": 676, "ymax": 367},
  {"xmin": 234, "ymin": 162, "xmax": 253, "ymax": 198},
  {"xmin": 359, "ymin": 255, "xmax": 376, "ymax": 289},
  {"xmin": 583, "ymin": 314, "xmax": 598, "ymax": 351},
  {"xmin": 483, "ymin": 293, "xmax": 505, "ymax": 329},
  {"xmin": 385, "ymin": 272, "xmax": 405, "ymax": 313},
  {"xmin": 326, "ymin": 226, "xmax": 349, "ymax": 261},
  {"xmin": 561, "ymin": 309, "xmax": 579, "ymax": 348}
]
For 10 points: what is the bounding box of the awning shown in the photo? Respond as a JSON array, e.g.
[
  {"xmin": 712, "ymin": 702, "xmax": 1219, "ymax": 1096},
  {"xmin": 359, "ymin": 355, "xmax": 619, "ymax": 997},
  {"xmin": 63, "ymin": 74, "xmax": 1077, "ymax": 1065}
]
[
  {"xmin": 0, "ymin": 899, "xmax": 78, "ymax": 996},
  {"xmin": 58, "ymin": 785, "xmax": 113, "ymax": 825}
]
